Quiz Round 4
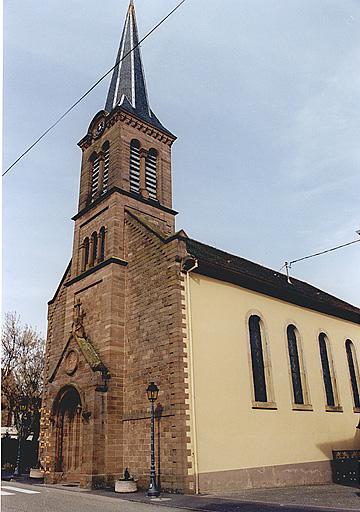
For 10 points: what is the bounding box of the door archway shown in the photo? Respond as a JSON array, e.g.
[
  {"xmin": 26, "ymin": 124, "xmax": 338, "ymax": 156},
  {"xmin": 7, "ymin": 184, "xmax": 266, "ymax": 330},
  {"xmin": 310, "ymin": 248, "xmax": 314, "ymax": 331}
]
[{"xmin": 54, "ymin": 386, "xmax": 82, "ymax": 476}]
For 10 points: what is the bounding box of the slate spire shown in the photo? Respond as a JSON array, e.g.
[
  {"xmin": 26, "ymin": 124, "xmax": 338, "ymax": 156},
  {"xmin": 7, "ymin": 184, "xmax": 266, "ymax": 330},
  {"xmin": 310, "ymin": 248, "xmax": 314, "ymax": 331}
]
[{"xmin": 105, "ymin": 1, "xmax": 169, "ymax": 133}]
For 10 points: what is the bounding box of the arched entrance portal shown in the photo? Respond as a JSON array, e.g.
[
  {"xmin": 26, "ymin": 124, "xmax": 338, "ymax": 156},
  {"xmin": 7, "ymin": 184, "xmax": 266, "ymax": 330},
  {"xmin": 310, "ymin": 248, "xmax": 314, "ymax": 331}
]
[{"xmin": 55, "ymin": 387, "xmax": 82, "ymax": 477}]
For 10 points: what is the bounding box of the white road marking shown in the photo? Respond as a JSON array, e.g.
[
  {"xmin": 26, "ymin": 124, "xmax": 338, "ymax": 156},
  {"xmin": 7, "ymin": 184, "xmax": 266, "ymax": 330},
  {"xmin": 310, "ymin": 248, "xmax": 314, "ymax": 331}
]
[
  {"xmin": 1, "ymin": 491, "xmax": 15, "ymax": 496},
  {"xmin": 2, "ymin": 485, "xmax": 40, "ymax": 494}
]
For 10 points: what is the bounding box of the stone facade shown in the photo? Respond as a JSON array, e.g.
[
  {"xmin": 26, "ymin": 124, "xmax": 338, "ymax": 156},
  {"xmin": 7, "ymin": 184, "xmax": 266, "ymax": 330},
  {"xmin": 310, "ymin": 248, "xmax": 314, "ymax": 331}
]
[{"xmin": 40, "ymin": 96, "xmax": 195, "ymax": 491}]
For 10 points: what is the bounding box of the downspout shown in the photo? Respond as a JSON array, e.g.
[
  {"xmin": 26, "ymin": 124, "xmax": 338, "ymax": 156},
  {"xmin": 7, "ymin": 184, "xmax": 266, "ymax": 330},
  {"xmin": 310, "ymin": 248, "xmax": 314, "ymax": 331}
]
[{"xmin": 183, "ymin": 258, "xmax": 200, "ymax": 494}]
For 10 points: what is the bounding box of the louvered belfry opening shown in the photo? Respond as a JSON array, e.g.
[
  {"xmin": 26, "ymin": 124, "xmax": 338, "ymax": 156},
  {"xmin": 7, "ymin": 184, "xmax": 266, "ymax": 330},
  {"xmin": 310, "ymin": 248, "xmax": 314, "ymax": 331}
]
[
  {"xmin": 130, "ymin": 139, "xmax": 140, "ymax": 193},
  {"xmin": 90, "ymin": 153, "xmax": 100, "ymax": 202},
  {"xmin": 102, "ymin": 142, "xmax": 110, "ymax": 194},
  {"xmin": 145, "ymin": 148, "xmax": 157, "ymax": 199}
]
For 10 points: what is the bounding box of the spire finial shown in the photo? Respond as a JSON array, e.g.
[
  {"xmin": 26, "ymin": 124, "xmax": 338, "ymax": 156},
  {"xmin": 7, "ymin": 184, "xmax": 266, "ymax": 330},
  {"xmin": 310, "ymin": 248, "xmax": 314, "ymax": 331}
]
[
  {"xmin": 105, "ymin": 0, "xmax": 150, "ymax": 116},
  {"xmin": 105, "ymin": 0, "xmax": 171, "ymax": 135}
]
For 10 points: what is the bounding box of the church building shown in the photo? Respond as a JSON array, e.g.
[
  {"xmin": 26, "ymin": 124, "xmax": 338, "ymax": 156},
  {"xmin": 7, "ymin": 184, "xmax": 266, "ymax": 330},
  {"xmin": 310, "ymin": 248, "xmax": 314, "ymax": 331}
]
[{"xmin": 41, "ymin": 1, "xmax": 360, "ymax": 493}]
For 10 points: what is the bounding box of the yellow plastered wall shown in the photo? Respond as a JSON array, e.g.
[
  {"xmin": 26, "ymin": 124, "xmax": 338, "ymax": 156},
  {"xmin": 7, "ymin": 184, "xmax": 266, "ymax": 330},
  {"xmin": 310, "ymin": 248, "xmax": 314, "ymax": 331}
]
[{"xmin": 187, "ymin": 274, "xmax": 360, "ymax": 474}]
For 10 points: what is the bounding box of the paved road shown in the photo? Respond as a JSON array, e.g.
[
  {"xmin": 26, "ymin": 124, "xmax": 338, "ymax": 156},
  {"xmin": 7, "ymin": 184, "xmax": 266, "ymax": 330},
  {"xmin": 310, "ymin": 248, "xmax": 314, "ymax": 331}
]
[{"xmin": 1, "ymin": 481, "xmax": 358, "ymax": 512}]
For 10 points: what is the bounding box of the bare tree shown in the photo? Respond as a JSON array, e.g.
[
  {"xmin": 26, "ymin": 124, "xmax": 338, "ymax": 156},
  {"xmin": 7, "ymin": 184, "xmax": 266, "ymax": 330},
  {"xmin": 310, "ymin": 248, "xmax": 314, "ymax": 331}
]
[{"xmin": 1, "ymin": 312, "xmax": 45, "ymax": 444}]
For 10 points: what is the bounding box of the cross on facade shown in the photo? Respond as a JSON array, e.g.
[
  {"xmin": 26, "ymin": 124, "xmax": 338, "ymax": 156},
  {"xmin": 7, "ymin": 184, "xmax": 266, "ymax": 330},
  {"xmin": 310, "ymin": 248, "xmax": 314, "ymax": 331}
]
[
  {"xmin": 72, "ymin": 299, "xmax": 86, "ymax": 338},
  {"xmin": 74, "ymin": 299, "xmax": 82, "ymax": 323}
]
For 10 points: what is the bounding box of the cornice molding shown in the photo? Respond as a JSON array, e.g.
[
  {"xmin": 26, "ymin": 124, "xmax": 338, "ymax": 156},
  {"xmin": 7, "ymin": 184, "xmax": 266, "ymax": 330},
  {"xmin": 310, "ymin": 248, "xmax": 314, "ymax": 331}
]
[
  {"xmin": 72, "ymin": 186, "xmax": 178, "ymax": 221},
  {"xmin": 78, "ymin": 106, "xmax": 176, "ymax": 150},
  {"xmin": 64, "ymin": 257, "xmax": 128, "ymax": 287}
]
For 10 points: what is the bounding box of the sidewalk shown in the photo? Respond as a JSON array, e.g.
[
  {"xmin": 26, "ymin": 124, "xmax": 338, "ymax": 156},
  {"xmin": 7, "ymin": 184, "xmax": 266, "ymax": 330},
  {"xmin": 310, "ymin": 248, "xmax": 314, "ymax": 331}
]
[
  {"xmin": 6, "ymin": 477, "xmax": 360, "ymax": 512},
  {"xmin": 91, "ymin": 483, "xmax": 360, "ymax": 512}
]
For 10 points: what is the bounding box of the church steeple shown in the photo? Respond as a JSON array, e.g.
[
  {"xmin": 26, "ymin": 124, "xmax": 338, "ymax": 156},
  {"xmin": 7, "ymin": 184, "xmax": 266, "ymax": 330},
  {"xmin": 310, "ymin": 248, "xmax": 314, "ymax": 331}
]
[
  {"xmin": 105, "ymin": 1, "xmax": 168, "ymax": 134},
  {"xmin": 77, "ymin": 0, "xmax": 176, "ymax": 219}
]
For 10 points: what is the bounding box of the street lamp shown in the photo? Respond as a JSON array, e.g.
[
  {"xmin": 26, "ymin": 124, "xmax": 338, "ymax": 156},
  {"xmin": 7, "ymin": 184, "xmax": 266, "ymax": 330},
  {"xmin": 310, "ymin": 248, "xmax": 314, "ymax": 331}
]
[
  {"xmin": 13, "ymin": 396, "xmax": 29, "ymax": 478},
  {"xmin": 146, "ymin": 382, "xmax": 160, "ymax": 497}
]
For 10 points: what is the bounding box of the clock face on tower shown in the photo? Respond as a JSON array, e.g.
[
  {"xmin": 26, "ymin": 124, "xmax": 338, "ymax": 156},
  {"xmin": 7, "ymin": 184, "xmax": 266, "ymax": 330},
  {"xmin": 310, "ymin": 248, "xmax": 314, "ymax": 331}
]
[{"xmin": 94, "ymin": 119, "xmax": 105, "ymax": 138}]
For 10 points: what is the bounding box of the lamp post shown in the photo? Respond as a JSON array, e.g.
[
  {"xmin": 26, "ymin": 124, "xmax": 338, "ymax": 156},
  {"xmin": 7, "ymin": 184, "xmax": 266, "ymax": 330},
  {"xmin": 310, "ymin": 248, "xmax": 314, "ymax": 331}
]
[
  {"xmin": 146, "ymin": 382, "xmax": 160, "ymax": 497},
  {"xmin": 13, "ymin": 396, "xmax": 29, "ymax": 478}
]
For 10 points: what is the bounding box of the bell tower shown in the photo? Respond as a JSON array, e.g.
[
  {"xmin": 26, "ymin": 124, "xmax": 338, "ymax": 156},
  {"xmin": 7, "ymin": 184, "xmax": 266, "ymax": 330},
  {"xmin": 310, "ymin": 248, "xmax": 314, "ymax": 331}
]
[
  {"xmin": 42, "ymin": 1, "xmax": 192, "ymax": 491},
  {"xmin": 73, "ymin": 0, "xmax": 177, "ymax": 278}
]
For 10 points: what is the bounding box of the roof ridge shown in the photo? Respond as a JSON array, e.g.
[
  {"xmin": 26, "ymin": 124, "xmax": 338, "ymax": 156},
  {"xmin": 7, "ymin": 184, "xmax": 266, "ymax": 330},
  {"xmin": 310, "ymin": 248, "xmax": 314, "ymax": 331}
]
[{"xmin": 186, "ymin": 237, "xmax": 360, "ymax": 317}]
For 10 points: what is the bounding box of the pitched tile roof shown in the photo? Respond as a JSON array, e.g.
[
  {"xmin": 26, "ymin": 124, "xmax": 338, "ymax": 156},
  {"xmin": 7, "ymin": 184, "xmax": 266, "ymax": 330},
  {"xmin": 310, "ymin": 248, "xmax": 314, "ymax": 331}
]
[{"xmin": 185, "ymin": 238, "xmax": 360, "ymax": 324}]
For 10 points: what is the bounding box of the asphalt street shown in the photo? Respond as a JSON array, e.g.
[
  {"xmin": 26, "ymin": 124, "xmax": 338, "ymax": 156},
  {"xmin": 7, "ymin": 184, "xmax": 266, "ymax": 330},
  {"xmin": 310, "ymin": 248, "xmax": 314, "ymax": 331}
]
[{"xmin": 1, "ymin": 481, "xmax": 359, "ymax": 512}]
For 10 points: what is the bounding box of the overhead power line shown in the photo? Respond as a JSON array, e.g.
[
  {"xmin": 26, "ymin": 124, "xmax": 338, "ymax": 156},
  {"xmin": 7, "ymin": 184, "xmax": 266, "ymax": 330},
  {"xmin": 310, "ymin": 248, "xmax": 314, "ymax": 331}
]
[
  {"xmin": 279, "ymin": 238, "xmax": 360, "ymax": 283},
  {"xmin": 288, "ymin": 239, "xmax": 360, "ymax": 267},
  {"xmin": 3, "ymin": 0, "xmax": 187, "ymax": 177}
]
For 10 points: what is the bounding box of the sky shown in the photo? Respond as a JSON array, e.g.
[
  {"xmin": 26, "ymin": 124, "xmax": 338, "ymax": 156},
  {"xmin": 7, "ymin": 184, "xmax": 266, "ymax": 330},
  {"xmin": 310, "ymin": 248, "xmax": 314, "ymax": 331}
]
[{"xmin": 3, "ymin": 0, "xmax": 360, "ymax": 335}]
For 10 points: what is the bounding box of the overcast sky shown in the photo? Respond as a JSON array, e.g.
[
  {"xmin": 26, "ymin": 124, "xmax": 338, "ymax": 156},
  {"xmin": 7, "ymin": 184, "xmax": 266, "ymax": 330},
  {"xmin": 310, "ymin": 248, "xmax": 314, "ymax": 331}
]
[{"xmin": 4, "ymin": 0, "xmax": 360, "ymax": 334}]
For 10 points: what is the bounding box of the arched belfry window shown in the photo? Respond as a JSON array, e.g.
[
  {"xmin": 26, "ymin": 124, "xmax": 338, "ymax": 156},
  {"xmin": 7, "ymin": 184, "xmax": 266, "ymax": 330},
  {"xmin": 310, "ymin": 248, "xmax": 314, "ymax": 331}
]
[
  {"xmin": 346, "ymin": 339, "xmax": 360, "ymax": 409},
  {"xmin": 83, "ymin": 237, "xmax": 90, "ymax": 271},
  {"xmin": 145, "ymin": 148, "xmax": 158, "ymax": 200},
  {"xmin": 319, "ymin": 333, "xmax": 338, "ymax": 408},
  {"xmin": 90, "ymin": 152, "xmax": 100, "ymax": 202},
  {"xmin": 91, "ymin": 231, "xmax": 98, "ymax": 266},
  {"xmin": 129, "ymin": 139, "xmax": 140, "ymax": 193},
  {"xmin": 287, "ymin": 325, "xmax": 304, "ymax": 405},
  {"xmin": 248, "ymin": 315, "xmax": 268, "ymax": 403},
  {"xmin": 102, "ymin": 141, "xmax": 110, "ymax": 194},
  {"xmin": 99, "ymin": 226, "xmax": 106, "ymax": 263}
]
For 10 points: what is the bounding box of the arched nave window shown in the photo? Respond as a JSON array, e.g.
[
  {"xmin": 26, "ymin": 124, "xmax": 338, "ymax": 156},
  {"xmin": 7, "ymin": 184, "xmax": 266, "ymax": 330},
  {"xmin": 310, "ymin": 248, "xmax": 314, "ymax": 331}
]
[
  {"xmin": 319, "ymin": 333, "xmax": 340, "ymax": 409},
  {"xmin": 248, "ymin": 315, "xmax": 271, "ymax": 404},
  {"xmin": 287, "ymin": 325, "xmax": 305, "ymax": 405},
  {"xmin": 345, "ymin": 339, "xmax": 360, "ymax": 409}
]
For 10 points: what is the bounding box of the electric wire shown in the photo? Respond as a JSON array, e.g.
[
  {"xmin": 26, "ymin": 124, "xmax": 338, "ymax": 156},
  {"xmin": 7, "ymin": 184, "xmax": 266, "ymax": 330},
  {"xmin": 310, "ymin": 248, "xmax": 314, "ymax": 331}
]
[
  {"xmin": 279, "ymin": 238, "xmax": 360, "ymax": 272},
  {"xmin": 2, "ymin": 0, "xmax": 187, "ymax": 177},
  {"xmin": 289, "ymin": 239, "xmax": 360, "ymax": 267}
]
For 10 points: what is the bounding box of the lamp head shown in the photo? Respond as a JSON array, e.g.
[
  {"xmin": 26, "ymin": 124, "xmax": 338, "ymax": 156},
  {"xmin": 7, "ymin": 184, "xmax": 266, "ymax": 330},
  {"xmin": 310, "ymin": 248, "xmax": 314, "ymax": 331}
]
[
  {"xmin": 146, "ymin": 382, "xmax": 159, "ymax": 402},
  {"xmin": 19, "ymin": 396, "xmax": 29, "ymax": 412}
]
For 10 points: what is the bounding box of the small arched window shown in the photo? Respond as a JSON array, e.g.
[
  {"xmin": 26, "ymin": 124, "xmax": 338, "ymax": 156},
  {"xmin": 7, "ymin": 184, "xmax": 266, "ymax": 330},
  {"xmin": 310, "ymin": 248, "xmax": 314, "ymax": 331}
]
[
  {"xmin": 90, "ymin": 152, "xmax": 100, "ymax": 202},
  {"xmin": 91, "ymin": 231, "xmax": 98, "ymax": 266},
  {"xmin": 102, "ymin": 141, "xmax": 110, "ymax": 194},
  {"xmin": 287, "ymin": 325, "xmax": 304, "ymax": 405},
  {"xmin": 319, "ymin": 333, "xmax": 337, "ymax": 407},
  {"xmin": 83, "ymin": 238, "xmax": 90, "ymax": 271},
  {"xmin": 248, "ymin": 315, "xmax": 267, "ymax": 403},
  {"xmin": 129, "ymin": 139, "xmax": 140, "ymax": 193},
  {"xmin": 145, "ymin": 148, "xmax": 157, "ymax": 200},
  {"xmin": 99, "ymin": 226, "xmax": 106, "ymax": 263},
  {"xmin": 345, "ymin": 340, "xmax": 360, "ymax": 409}
]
